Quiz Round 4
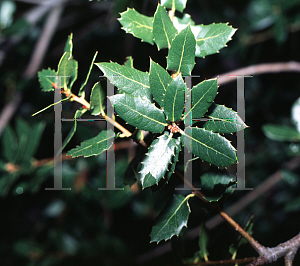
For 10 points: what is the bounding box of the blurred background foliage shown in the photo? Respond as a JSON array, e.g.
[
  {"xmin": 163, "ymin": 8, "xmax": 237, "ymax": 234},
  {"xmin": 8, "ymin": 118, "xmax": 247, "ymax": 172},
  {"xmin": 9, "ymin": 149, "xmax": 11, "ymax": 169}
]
[{"xmin": 0, "ymin": 0, "xmax": 300, "ymax": 265}]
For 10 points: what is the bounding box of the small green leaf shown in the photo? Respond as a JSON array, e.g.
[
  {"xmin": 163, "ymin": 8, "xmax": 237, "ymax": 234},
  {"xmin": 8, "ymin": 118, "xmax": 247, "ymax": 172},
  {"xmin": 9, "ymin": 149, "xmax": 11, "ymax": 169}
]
[
  {"xmin": 57, "ymin": 52, "xmax": 78, "ymax": 90},
  {"xmin": 181, "ymin": 127, "xmax": 237, "ymax": 167},
  {"xmin": 124, "ymin": 56, "xmax": 133, "ymax": 68},
  {"xmin": 204, "ymin": 104, "xmax": 248, "ymax": 133},
  {"xmin": 161, "ymin": 0, "xmax": 187, "ymax": 12},
  {"xmin": 150, "ymin": 193, "xmax": 194, "ymax": 243},
  {"xmin": 108, "ymin": 94, "xmax": 167, "ymax": 133},
  {"xmin": 66, "ymin": 129, "xmax": 114, "ymax": 158},
  {"xmin": 95, "ymin": 62, "xmax": 151, "ymax": 101},
  {"xmin": 153, "ymin": 4, "xmax": 178, "ymax": 50},
  {"xmin": 167, "ymin": 25, "xmax": 196, "ymax": 75},
  {"xmin": 64, "ymin": 33, "xmax": 73, "ymax": 55},
  {"xmin": 199, "ymin": 224, "xmax": 209, "ymax": 261},
  {"xmin": 61, "ymin": 108, "xmax": 88, "ymax": 152},
  {"xmin": 149, "ymin": 59, "xmax": 172, "ymax": 108},
  {"xmin": 90, "ymin": 82, "xmax": 105, "ymax": 116},
  {"xmin": 262, "ymin": 124, "xmax": 300, "ymax": 142},
  {"xmin": 118, "ymin": 8, "xmax": 154, "ymax": 45},
  {"xmin": 164, "ymin": 74, "xmax": 185, "ymax": 122},
  {"xmin": 185, "ymin": 79, "xmax": 218, "ymax": 120},
  {"xmin": 38, "ymin": 68, "xmax": 56, "ymax": 91},
  {"xmin": 78, "ymin": 51, "xmax": 98, "ymax": 97},
  {"xmin": 194, "ymin": 23, "xmax": 237, "ymax": 57},
  {"xmin": 140, "ymin": 132, "xmax": 176, "ymax": 188}
]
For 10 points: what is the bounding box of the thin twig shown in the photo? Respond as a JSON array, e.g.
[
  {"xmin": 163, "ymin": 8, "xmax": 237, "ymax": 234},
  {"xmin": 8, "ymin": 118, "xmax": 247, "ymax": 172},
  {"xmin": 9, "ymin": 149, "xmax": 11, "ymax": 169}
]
[
  {"xmin": 185, "ymin": 257, "xmax": 256, "ymax": 265},
  {"xmin": 217, "ymin": 61, "xmax": 300, "ymax": 86}
]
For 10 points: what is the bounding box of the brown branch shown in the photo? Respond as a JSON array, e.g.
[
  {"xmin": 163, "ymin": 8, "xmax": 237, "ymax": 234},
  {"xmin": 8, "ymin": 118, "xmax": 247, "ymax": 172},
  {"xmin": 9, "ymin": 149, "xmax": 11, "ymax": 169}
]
[
  {"xmin": 185, "ymin": 257, "xmax": 256, "ymax": 265},
  {"xmin": 217, "ymin": 61, "xmax": 300, "ymax": 86}
]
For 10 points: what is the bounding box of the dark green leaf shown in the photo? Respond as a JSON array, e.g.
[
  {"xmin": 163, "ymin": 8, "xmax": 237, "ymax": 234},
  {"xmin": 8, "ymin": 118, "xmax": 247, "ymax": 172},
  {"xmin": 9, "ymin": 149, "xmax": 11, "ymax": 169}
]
[
  {"xmin": 149, "ymin": 59, "xmax": 172, "ymax": 108},
  {"xmin": 140, "ymin": 132, "xmax": 176, "ymax": 188},
  {"xmin": 150, "ymin": 193, "xmax": 194, "ymax": 243},
  {"xmin": 181, "ymin": 127, "xmax": 237, "ymax": 167},
  {"xmin": 108, "ymin": 94, "xmax": 167, "ymax": 133},
  {"xmin": 66, "ymin": 130, "xmax": 114, "ymax": 158},
  {"xmin": 167, "ymin": 25, "xmax": 196, "ymax": 75},
  {"xmin": 95, "ymin": 62, "xmax": 151, "ymax": 101},
  {"xmin": 262, "ymin": 124, "xmax": 300, "ymax": 142},
  {"xmin": 199, "ymin": 224, "xmax": 209, "ymax": 261},
  {"xmin": 161, "ymin": 0, "xmax": 187, "ymax": 12},
  {"xmin": 2, "ymin": 125, "xmax": 18, "ymax": 162},
  {"xmin": 153, "ymin": 4, "xmax": 178, "ymax": 50},
  {"xmin": 184, "ymin": 79, "xmax": 218, "ymax": 120},
  {"xmin": 118, "ymin": 8, "xmax": 154, "ymax": 45},
  {"xmin": 165, "ymin": 137, "xmax": 181, "ymax": 182},
  {"xmin": 194, "ymin": 23, "xmax": 236, "ymax": 57},
  {"xmin": 164, "ymin": 74, "xmax": 185, "ymax": 122},
  {"xmin": 90, "ymin": 82, "xmax": 105, "ymax": 116},
  {"xmin": 38, "ymin": 68, "xmax": 56, "ymax": 92},
  {"xmin": 204, "ymin": 104, "xmax": 248, "ymax": 133}
]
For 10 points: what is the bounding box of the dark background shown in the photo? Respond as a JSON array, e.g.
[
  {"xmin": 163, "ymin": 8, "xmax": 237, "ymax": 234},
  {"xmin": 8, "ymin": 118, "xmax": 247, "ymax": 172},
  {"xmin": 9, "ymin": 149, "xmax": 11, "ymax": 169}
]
[{"xmin": 0, "ymin": 0, "xmax": 300, "ymax": 265}]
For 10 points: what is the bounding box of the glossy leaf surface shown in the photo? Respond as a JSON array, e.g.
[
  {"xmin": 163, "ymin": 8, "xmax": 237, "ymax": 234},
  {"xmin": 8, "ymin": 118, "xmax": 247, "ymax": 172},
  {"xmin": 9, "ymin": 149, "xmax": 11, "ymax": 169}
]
[
  {"xmin": 66, "ymin": 130, "xmax": 114, "ymax": 158},
  {"xmin": 118, "ymin": 8, "xmax": 154, "ymax": 45},
  {"xmin": 204, "ymin": 104, "xmax": 247, "ymax": 133},
  {"xmin": 185, "ymin": 79, "xmax": 218, "ymax": 120},
  {"xmin": 108, "ymin": 94, "xmax": 167, "ymax": 133},
  {"xmin": 165, "ymin": 137, "xmax": 181, "ymax": 182},
  {"xmin": 164, "ymin": 74, "xmax": 185, "ymax": 122},
  {"xmin": 95, "ymin": 62, "xmax": 151, "ymax": 100},
  {"xmin": 195, "ymin": 23, "xmax": 236, "ymax": 57},
  {"xmin": 181, "ymin": 127, "xmax": 236, "ymax": 167},
  {"xmin": 149, "ymin": 59, "xmax": 172, "ymax": 108},
  {"xmin": 153, "ymin": 4, "xmax": 177, "ymax": 50},
  {"xmin": 161, "ymin": 0, "xmax": 187, "ymax": 12},
  {"xmin": 57, "ymin": 52, "xmax": 78, "ymax": 90},
  {"xmin": 150, "ymin": 194, "xmax": 194, "ymax": 243},
  {"xmin": 140, "ymin": 132, "xmax": 176, "ymax": 188},
  {"xmin": 167, "ymin": 25, "xmax": 196, "ymax": 75}
]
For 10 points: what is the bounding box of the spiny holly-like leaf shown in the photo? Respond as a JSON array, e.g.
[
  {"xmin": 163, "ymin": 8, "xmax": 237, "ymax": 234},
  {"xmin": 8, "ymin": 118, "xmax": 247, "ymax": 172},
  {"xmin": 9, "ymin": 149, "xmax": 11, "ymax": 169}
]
[
  {"xmin": 108, "ymin": 94, "xmax": 167, "ymax": 133},
  {"xmin": 57, "ymin": 52, "xmax": 78, "ymax": 90},
  {"xmin": 64, "ymin": 33, "xmax": 73, "ymax": 55},
  {"xmin": 167, "ymin": 25, "xmax": 196, "ymax": 76},
  {"xmin": 204, "ymin": 104, "xmax": 248, "ymax": 133},
  {"xmin": 164, "ymin": 74, "xmax": 185, "ymax": 122},
  {"xmin": 118, "ymin": 8, "xmax": 154, "ymax": 45},
  {"xmin": 140, "ymin": 132, "xmax": 176, "ymax": 188},
  {"xmin": 194, "ymin": 23, "xmax": 237, "ymax": 57},
  {"xmin": 161, "ymin": 0, "xmax": 187, "ymax": 12},
  {"xmin": 62, "ymin": 108, "xmax": 87, "ymax": 152},
  {"xmin": 173, "ymin": 13, "xmax": 196, "ymax": 32},
  {"xmin": 38, "ymin": 68, "xmax": 57, "ymax": 91},
  {"xmin": 262, "ymin": 124, "xmax": 300, "ymax": 142},
  {"xmin": 90, "ymin": 82, "xmax": 105, "ymax": 116},
  {"xmin": 153, "ymin": 4, "xmax": 178, "ymax": 50},
  {"xmin": 149, "ymin": 59, "xmax": 172, "ymax": 108},
  {"xmin": 181, "ymin": 127, "xmax": 236, "ymax": 167},
  {"xmin": 124, "ymin": 56, "xmax": 133, "ymax": 68},
  {"xmin": 95, "ymin": 62, "xmax": 151, "ymax": 101},
  {"xmin": 165, "ymin": 137, "xmax": 181, "ymax": 182},
  {"xmin": 66, "ymin": 129, "xmax": 114, "ymax": 158},
  {"xmin": 150, "ymin": 193, "xmax": 194, "ymax": 243},
  {"xmin": 184, "ymin": 79, "xmax": 218, "ymax": 120}
]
